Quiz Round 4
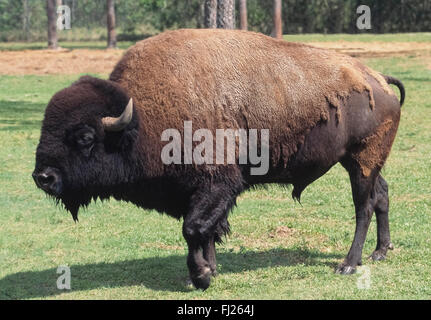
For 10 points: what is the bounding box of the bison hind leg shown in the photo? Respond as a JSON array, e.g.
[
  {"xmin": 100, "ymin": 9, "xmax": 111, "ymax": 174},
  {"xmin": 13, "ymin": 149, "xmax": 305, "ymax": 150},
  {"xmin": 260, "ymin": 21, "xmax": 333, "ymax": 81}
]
[
  {"xmin": 337, "ymin": 119, "xmax": 399, "ymax": 274},
  {"xmin": 336, "ymin": 157, "xmax": 378, "ymax": 275},
  {"xmin": 369, "ymin": 174, "xmax": 394, "ymax": 261}
]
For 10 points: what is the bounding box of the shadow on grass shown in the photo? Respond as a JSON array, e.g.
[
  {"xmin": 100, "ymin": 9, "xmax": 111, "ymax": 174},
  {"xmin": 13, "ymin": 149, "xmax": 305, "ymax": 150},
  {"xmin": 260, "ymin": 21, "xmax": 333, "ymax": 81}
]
[
  {"xmin": 0, "ymin": 100, "xmax": 44, "ymax": 131},
  {"xmin": 404, "ymin": 77, "xmax": 431, "ymax": 82},
  {"xmin": 0, "ymin": 248, "xmax": 343, "ymax": 299}
]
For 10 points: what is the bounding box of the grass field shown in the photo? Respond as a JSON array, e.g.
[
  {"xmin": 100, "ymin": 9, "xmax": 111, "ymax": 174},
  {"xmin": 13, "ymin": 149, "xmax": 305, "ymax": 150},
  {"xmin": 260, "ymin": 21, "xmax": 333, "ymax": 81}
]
[{"xmin": 0, "ymin": 35, "xmax": 430, "ymax": 299}]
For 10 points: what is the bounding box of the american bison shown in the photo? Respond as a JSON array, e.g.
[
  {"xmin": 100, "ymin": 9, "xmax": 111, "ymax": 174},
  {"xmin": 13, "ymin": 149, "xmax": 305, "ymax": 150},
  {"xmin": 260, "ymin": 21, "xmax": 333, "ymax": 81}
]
[{"xmin": 33, "ymin": 29, "xmax": 404, "ymax": 290}]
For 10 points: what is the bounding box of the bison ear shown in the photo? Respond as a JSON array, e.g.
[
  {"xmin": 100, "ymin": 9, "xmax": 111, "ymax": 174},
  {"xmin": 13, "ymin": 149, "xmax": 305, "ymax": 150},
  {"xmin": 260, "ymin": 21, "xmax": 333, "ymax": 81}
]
[{"xmin": 102, "ymin": 98, "xmax": 133, "ymax": 132}]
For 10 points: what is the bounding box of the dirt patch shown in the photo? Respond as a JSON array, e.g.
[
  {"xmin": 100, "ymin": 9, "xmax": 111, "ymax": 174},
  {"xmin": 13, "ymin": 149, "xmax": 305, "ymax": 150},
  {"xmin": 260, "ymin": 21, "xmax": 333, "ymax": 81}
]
[
  {"xmin": 393, "ymin": 193, "xmax": 431, "ymax": 203},
  {"xmin": 269, "ymin": 226, "xmax": 295, "ymax": 239},
  {"xmin": 0, "ymin": 48, "xmax": 124, "ymax": 75},
  {"xmin": 0, "ymin": 41, "xmax": 430, "ymax": 75}
]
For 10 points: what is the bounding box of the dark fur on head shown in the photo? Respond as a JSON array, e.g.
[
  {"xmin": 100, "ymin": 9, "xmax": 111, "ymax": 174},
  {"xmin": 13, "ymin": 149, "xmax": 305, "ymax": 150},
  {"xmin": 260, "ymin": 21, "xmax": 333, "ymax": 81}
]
[
  {"xmin": 35, "ymin": 75, "xmax": 239, "ymax": 231},
  {"xmin": 34, "ymin": 76, "xmax": 141, "ymax": 221}
]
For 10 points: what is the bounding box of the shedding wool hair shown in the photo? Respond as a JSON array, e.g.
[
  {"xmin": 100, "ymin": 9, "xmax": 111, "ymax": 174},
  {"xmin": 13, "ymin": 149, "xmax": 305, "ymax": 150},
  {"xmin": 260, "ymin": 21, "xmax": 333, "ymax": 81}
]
[{"xmin": 109, "ymin": 29, "xmax": 397, "ymax": 171}]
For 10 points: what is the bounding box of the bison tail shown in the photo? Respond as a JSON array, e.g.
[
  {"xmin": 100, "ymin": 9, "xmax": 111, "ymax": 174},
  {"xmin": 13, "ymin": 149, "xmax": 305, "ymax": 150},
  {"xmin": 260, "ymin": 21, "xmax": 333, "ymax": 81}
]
[{"xmin": 383, "ymin": 75, "xmax": 405, "ymax": 107}]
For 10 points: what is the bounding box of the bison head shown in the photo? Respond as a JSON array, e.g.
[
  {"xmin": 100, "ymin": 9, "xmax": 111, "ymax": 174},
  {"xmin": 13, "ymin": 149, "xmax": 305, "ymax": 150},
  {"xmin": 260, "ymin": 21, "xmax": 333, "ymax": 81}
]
[{"xmin": 32, "ymin": 76, "xmax": 139, "ymax": 221}]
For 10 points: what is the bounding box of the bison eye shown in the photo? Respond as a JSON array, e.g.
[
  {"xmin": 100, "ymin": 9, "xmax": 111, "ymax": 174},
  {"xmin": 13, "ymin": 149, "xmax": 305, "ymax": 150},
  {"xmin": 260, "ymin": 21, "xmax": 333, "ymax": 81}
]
[
  {"xmin": 66, "ymin": 125, "xmax": 97, "ymax": 157},
  {"xmin": 77, "ymin": 132, "xmax": 95, "ymax": 148},
  {"xmin": 72, "ymin": 127, "xmax": 96, "ymax": 157}
]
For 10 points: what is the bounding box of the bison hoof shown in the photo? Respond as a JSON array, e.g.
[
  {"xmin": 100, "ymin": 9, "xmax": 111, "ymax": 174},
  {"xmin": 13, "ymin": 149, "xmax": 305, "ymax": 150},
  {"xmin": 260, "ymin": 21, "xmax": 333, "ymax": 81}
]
[
  {"xmin": 370, "ymin": 243, "xmax": 394, "ymax": 261},
  {"xmin": 335, "ymin": 264, "xmax": 357, "ymax": 275},
  {"xmin": 185, "ymin": 277, "xmax": 193, "ymax": 288},
  {"xmin": 190, "ymin": 267, "xmax": 212, "ymax": 290},
  {"xmin": 370, "ymin": 249, "xmax": 386, "ymax": 261}
]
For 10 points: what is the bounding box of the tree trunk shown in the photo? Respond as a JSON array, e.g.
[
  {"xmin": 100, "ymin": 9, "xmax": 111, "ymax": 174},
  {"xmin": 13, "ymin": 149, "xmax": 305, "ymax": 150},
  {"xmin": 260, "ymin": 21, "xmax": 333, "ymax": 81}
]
[
  {"xmin": 304, "ymin": 1, "xmax": 315, "ymax": 33},
  {"xmin": 204, "ymin": 0, "xmax": 217, "ymax": 28},
  {"xmin": 217, "ymin": 0, "xmax": 235, "ymax": 29},
  {"xmin": 239, "ymin": 0, "xmax": 247, "ymax": 30},
  {"xmin": 47, "ymin": 0, "xmax": 58, "ymax": 49},
  {"xmin": 71, "ymin": 0, "xmax": 76, "ymax": 22},
  {"xmin": 22, "ymin": 0, "xmax": 30, "ymax": 41},
  {"xmin": 107, "ymin": 0, "xmax": 117, "ymax": 48},
  {"xmin": 197, "ymin": 1, "xmax": 205, "ymax": 28},
  {"xmin": 333, "ymin": 0, "xmax": 344, "ymax": 33},
  {"xmin": 272, "ymin": 0, "xmax": 282, "ymax": 39}
]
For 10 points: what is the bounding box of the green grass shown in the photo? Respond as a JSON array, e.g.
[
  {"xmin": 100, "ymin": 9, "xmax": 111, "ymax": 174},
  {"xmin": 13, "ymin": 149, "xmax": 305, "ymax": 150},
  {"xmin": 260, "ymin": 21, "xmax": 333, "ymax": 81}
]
[
  {"xmin": 284, "ymin": 32, "xmax": 431, "ymax": 42},
  {"xmin": 0, "ymin": 52, "xmax": 431, "ymax": 299}
]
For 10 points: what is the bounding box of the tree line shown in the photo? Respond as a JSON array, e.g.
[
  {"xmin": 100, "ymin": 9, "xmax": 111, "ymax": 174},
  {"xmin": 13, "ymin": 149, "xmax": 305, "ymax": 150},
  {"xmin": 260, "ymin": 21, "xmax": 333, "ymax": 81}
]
[{"xmin": 0, "ymin": 0, "xmax": 429, "ymax": 46}]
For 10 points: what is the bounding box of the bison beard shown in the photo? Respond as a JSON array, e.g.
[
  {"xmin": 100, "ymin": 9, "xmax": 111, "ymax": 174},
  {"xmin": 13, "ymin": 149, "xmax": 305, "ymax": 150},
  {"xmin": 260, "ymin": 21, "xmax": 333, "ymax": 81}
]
[{"xmin": 33, "ymin": 29, "xmax": 404, "ymax": 290}]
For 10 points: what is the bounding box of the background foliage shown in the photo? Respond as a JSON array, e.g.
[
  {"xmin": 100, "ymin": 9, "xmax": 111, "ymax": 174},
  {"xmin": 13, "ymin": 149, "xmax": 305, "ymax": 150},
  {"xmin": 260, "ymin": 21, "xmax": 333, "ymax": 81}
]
[{"xmin": 0, "ymin": 0, "xmax": 430, "ymax": 42}]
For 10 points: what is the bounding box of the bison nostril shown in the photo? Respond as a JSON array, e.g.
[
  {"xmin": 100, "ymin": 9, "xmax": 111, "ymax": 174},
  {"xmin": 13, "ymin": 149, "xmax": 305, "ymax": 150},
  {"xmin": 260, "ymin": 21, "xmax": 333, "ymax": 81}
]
[
  {"xmin": 38, "ymin": 173, "xmax": 55, "ymax": 187},
  {"xmin": 34, "ymin": 168, "xmax": 62, "ymax": 195}
]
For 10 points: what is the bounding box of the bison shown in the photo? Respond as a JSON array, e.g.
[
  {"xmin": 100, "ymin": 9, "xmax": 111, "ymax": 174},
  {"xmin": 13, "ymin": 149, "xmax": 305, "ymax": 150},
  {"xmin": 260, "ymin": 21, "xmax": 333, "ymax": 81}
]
[{"xmin": 33, "ymin": 29, "xmax": 404, "ymax": 290}]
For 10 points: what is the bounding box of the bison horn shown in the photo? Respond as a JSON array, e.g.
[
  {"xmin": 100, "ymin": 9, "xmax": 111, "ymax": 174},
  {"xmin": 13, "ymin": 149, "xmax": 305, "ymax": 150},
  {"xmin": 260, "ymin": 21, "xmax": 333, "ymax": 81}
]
[{"xmin": 102, "ymin": 98, "xmax": 133, "ymax": 132}]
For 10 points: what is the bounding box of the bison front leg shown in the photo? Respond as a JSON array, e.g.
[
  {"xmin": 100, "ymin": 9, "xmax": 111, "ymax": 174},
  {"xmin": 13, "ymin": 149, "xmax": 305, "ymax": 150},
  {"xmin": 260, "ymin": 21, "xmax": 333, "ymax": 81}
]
[
  {"xmin": 182, "ymin": 183, "xmax": 239, "ymax": 290},
  {"xmin": 203, "ymin": 234, "xmax": 217, "ymax": 276},
  {"xmin": 183, "ymin": 233, "xmax": 213, "ymax": 290}
]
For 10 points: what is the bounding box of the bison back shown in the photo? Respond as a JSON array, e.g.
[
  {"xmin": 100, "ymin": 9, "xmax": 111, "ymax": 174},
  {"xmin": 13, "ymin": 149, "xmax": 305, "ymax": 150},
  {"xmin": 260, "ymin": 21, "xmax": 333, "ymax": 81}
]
[{"xmin": 110, "ymin": 29, "xmax": 396, "ymax": 169}]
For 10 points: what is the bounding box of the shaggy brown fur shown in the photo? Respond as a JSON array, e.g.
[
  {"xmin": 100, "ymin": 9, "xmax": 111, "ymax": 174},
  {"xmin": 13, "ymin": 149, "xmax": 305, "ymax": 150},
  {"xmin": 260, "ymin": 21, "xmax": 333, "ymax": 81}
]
[
  {"xmin": 110, "ymin": 29, "xmax": 397, "ymax": 171},
  {"xmin": 352, "ymin": 119, "xmax": 396, "ymax": 177}
]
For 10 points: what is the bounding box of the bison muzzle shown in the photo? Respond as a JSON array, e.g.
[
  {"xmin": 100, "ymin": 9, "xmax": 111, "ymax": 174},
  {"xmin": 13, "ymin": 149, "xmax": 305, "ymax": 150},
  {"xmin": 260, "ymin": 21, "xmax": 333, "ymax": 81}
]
[{"xmin": 33, "ymin": 29, "xmax": 405, "ymax": 290}]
